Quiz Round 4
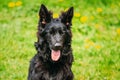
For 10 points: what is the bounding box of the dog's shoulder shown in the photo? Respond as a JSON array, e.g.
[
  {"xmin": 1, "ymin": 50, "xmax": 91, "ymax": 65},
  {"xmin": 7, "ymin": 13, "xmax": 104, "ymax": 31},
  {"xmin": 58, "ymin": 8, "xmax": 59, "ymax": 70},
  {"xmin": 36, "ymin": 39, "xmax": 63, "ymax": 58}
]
[{"xmin": 29, "ymin": 54, "xmax": 41, "ymax": 68}]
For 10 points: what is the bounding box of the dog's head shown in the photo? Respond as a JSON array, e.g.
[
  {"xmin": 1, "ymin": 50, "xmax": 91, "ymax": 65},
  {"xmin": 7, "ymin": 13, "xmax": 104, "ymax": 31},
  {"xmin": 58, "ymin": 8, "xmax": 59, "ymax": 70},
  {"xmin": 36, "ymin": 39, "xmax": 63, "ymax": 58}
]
[{"xmin": 37, "ymin": 4, "xmax": 73, "ymax": 62}]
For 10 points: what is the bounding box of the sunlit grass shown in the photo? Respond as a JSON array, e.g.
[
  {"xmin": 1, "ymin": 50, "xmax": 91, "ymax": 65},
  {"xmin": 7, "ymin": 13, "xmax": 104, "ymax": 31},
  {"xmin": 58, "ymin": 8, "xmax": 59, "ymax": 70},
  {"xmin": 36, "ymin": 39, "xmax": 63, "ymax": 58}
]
[{"xmin": 0, "ymin": 0, "xmax": 120, "ymax": 80}]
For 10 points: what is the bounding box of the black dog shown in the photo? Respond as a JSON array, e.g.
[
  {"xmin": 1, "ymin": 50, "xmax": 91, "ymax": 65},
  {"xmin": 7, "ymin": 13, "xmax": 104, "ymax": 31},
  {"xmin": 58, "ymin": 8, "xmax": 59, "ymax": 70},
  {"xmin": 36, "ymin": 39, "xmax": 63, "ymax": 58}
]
[{"xmin": 28, "ymin": 4, "xmax": 74, "ymax": 80}]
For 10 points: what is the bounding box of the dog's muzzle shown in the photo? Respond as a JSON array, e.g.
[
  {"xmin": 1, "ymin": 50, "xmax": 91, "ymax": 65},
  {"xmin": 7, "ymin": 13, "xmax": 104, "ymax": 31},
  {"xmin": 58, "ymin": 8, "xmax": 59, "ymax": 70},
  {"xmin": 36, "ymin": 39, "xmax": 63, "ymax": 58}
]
[{"xmin": 51, "ymin": 43, "xmax": 62, "ymax": 61}]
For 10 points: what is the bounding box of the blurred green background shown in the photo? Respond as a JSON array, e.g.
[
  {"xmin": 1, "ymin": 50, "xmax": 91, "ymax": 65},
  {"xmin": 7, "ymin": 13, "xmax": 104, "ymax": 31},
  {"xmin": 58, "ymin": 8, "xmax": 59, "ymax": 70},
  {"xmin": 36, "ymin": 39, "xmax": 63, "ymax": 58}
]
[{"xmin": 0, "ymin": 0, "xmax": 120, "ymax": 80}]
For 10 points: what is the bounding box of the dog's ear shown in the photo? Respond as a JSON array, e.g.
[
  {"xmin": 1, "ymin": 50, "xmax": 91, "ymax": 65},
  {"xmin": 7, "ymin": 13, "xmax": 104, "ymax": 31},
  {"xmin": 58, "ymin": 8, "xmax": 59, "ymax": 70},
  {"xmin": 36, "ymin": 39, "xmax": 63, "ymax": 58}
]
[
  {"xmin": 61, "ymin": 7, "xmax": 74, "ymax": 29},
  {"xmin": 39, "ymin": 4, "xmax": 52, "ymax": 26}
]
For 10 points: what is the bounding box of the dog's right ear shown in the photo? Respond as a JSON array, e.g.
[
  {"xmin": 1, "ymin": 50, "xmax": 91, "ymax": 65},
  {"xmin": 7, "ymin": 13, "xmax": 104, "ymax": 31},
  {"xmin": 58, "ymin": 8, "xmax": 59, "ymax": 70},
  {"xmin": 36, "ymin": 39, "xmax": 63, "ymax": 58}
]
[{"xmin": 39, "ymin": 4, "xmax": 52, "ymax": 26}]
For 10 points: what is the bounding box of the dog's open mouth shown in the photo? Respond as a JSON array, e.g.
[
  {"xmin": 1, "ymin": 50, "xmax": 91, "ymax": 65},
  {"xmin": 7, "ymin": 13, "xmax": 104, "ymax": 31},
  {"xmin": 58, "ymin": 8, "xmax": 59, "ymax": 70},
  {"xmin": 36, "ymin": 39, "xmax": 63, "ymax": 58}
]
[{"xmin": 51, "ymin": 50, "xmax": 61, "ymax": 61}]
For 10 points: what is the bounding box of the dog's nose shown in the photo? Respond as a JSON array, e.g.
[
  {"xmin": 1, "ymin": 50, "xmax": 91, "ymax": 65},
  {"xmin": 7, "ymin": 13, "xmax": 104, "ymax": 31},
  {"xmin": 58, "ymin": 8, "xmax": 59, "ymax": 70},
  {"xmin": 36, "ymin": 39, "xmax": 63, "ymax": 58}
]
[{"xmin": 54, "ymin": 43, "xmax": 62, "ymax": 50}]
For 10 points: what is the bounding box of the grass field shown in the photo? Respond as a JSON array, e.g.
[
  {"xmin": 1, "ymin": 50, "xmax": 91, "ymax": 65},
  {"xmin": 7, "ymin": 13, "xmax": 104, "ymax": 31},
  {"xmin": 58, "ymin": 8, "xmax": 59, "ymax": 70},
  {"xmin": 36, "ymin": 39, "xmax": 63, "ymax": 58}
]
[{"xmin": 0, "ymin": 0, "xmax": 120, "ymax": 80}]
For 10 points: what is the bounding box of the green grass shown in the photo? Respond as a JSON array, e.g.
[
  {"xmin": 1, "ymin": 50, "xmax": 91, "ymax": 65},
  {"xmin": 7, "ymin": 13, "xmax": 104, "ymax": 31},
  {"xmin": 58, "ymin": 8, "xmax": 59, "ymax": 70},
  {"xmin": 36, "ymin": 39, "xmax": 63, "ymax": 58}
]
[{"xmin": 0, "ymin": 0, "xmax": 120, "ymax": 80}]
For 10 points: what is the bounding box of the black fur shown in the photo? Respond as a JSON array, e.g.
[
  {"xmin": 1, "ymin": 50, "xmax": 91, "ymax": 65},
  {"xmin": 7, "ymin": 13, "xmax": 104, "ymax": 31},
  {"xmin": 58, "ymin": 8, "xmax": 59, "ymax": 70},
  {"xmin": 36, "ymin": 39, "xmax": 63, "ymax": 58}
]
[{"xmin": 28, "ymin": 4, "xmax": 74, "ymax": 80}]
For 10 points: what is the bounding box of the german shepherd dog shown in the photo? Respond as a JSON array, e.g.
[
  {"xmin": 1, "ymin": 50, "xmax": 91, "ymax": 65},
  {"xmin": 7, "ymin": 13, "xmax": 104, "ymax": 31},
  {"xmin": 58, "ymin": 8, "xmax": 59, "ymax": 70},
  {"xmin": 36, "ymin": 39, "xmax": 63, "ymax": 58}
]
[{"xmin": 28, "ymin": 4, "xmax": 74, "ymax": 80}]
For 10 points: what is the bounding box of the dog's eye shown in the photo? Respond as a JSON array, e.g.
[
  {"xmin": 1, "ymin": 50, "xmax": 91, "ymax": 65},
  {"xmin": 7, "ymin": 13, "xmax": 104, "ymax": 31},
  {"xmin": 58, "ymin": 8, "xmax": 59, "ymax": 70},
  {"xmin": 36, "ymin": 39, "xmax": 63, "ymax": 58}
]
[
  {"xmin": 50, "ymin": 30, "xmax": 55, "ymax": 35},
  {"xmin": 50, "ymin": 31, "xmax": 54, "ymax": 35},
  {"xmin": 50, "ymin": 27, "xmax": 56, "ymax": 35},
  {"xmin": 59, "ymin": 30, "xmax": 63, "ymax": 34}
]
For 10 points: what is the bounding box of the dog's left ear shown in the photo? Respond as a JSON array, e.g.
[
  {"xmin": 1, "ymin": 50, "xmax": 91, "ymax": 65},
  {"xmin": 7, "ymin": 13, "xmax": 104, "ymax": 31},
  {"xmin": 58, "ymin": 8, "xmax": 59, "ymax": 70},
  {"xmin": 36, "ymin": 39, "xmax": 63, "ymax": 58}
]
[{"xmin": 61, "ymin": 7, "xmax": 74, "ymax": 28}]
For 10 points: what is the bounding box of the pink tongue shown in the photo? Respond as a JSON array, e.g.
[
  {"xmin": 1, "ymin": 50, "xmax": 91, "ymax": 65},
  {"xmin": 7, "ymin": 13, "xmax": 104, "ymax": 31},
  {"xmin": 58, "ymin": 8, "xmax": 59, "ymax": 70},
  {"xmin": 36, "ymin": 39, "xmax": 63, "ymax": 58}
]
[{"xmin": 51, "ymin": 50, "xmax": 60, "ymax": 61}]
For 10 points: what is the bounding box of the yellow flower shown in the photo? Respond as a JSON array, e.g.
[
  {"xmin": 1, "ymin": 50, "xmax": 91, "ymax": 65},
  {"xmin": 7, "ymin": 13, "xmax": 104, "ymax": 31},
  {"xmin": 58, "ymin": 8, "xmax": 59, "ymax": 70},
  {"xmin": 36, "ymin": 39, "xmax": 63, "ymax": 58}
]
[
  {"xmin": 37, "ymin": 14, "xmax": 40, "ymax": 18},
  {"xmin": 8, "ymin": 2, "xmax": 15, "ymax": 8},
  {"xmin": 85, "ymin": 39, "xmax": 95, "ymax": 46},
  {"xmin": 95, "ymin": 45, "xmax": 101, "ymax": 49},
  {"xmin": 53, "ymin": 13, "xmax": 59, "ymax": 18},
  {"xmin": 116, "ymin": 28, "xmax": 120, "ymax": 35},
  {"xmin": 58, "ymin": 0, "xmax": 64, "ymax": 2},
  {"xmin": 90, "ymin": 16, "xmax": 94, "ymax": 20},
  {"xmin": 94, "ymin": 24, "xmax": 100, "ymax": 29},
  {"xmin": 80, "ymin": 16, "xmax": 88, "ymax": 23},
  {"xmin": 84, "ymin": 45, "xmax": 90, "ymax": 49},
  {"xmin": 15, "ymin": 1, "xmax": 22, "ymax": 6},
  {"xmin": 84, "ymin": 38, "xmax": 90, "ymax": 42},
  {"xmin": 74, "ymin": 13, "xmax": 80, "ymax": 17},
  {"xmin": 89, "ymin": 41, "xmax": 95, "ymax": 46},
  {"xmin": 64, "ymin": 8, "xmax": 68, "ymax": 11},
  {"xmin": 97, "ymin": 8, "xmax": 103, "ymax": 13},
  {"xmin": 111, "ymin": 4, "xmax": 115, "ymax": 9}
]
